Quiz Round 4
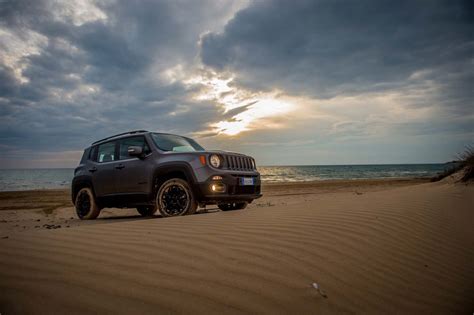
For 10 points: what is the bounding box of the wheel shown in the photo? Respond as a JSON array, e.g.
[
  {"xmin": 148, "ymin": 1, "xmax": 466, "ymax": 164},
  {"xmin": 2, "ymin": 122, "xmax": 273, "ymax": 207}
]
[
  {"xmin": 218, "ymin": 202, "xmax": 248, "ymax": 211},
  {"xmin": 136, "ymin": 205, "xmax": 157, "ymax": 217},
  {"xmin": 156, "ymin": 178, "xmax": 197, "ymax": 217},
  {"xmin": 75, "ymin": 187, "xmax": 101, "ymax": 220}
]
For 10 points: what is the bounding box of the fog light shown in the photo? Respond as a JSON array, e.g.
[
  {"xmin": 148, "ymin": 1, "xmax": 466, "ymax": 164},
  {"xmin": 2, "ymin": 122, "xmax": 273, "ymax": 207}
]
[
  {"xmin": 211, "ymin": 183, "xmax": 226, "ymax": 193},
  {"xmin": 212, "ymin": 175, "xmax": 223, "ymax": 180}
]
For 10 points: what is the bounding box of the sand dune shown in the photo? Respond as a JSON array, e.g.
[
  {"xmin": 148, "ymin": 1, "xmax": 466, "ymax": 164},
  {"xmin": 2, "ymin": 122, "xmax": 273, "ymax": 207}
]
[{"xmin": 0, "ymin": 180, "xmax": 473, "ymax": 314}]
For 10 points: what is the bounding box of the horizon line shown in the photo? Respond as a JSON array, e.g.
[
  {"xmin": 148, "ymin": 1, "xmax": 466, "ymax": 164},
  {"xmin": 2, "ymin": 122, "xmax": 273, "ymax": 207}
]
[{"xmin": 0, "ymin": 161, "xmax": 457, "ymax": 170}]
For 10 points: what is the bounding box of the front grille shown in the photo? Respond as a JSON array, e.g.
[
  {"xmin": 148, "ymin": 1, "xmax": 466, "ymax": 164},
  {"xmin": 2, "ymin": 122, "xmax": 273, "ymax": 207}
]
[{"xmin": 224, "ymin": 155, "xmax": 256, "ymax": 171}]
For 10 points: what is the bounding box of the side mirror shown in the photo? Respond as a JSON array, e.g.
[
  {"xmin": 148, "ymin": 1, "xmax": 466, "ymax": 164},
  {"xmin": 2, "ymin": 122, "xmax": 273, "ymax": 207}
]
[{"xmin": 128, "ymin": 146, "xmax": 143, "ymax": 158}]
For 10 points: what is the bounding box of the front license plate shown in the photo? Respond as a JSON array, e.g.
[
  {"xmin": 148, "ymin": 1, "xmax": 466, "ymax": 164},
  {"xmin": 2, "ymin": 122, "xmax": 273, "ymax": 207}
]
[{"xmin": 240, "ymin": 177, "xmax": 254, "ymax": 186}]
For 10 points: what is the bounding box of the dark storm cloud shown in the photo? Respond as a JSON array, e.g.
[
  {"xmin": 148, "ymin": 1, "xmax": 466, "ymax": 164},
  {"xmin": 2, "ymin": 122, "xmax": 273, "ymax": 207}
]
[
  {"xmin": 0, "ymin": 0, "xmax": 241, "ymax": 160},
  {"xmin": 0, "ymin": 65, "xmax": 18, "ymax": 97},
  {"xmin": 0, "ymin": 0, "xmax": 48, "ymax": 27},
  {"xmin": 201, "ymin": 0, "xmax": 474, "ymax": 109},
  {"xmin": 1, "ymin": 0, "xmax": 220, "ymax": 93}
]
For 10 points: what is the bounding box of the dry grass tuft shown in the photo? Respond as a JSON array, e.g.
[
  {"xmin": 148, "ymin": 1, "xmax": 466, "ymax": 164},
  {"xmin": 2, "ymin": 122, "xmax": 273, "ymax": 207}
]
[
  {"xmin": 458, "ymin": 145, "xmax": 474, "ymax": 182},
  {"xmin": 431, "ymin": 145, "xmax": 474, "ymax": 182}
]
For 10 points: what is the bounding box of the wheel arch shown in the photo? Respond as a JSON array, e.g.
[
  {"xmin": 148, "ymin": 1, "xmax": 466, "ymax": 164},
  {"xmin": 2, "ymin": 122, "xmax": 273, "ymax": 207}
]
[
  {"xmin": 71, "ymin": 177, "xmax": 95, "ymax": 205},
  {"xmin": 151, "ymin": 162, "xmax": 198, "ymax": 196}
]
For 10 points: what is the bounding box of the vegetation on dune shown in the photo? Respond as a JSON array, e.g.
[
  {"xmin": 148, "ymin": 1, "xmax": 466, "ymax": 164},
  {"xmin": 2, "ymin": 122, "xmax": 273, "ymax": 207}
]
[
  {"xmin": 458, "ymin": 145, "xmax": 474, "ymax": 182},
  {"xmin": 431, "ymin": 145, "xmax": 474, "ymax": 182},
  {"xmin": 430, "ymin": 164, "xmax": 463, "ymax": 182}
]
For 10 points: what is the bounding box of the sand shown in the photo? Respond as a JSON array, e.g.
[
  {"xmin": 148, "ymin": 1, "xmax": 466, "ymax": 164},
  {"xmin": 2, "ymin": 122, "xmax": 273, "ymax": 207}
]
[{"xmin": 0, "ymin": 178, "xmax": 473, "ymax": 314}]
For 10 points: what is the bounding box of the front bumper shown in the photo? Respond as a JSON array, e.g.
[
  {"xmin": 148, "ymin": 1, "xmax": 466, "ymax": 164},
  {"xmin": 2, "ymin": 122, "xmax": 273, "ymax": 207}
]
[{"xmin": 194, "ymin": 172, "xmax": 262, "ymax": 204}]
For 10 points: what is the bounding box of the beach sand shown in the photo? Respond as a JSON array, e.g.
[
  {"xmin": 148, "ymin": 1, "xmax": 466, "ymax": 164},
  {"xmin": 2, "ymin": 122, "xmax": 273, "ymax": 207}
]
[{"xmin": 0, "ymin": 178, "xmax": 473, "ymax": 314}]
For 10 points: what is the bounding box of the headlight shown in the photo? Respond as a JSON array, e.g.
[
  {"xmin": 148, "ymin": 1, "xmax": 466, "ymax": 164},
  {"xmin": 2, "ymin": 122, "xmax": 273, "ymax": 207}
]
[{"xmin": 209, "ymin": 154, "xmax": 221, "ymax": 168}]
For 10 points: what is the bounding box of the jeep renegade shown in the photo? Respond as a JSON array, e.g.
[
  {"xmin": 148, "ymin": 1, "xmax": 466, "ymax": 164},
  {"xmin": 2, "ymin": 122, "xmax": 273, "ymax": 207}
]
[{"xmin": 72, "ymin": 130, "xmax": 262, "ymax": 219}]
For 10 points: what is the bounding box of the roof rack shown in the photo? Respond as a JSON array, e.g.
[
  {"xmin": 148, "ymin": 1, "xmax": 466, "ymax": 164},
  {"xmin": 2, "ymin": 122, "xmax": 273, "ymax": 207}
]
[{"xmin": 92, "ymin": 130, "xmax": 149, "ymax": 145}]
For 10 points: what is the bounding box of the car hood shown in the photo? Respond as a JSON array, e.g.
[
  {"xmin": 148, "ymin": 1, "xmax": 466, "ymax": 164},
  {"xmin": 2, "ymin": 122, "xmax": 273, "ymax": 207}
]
[
  {"xmin": 202, "ymin": 150, "xmax": 251, "ymax": 157},
  {"xmin": 162, "ymin": 150, "xmax": 251, "ymax": 157}
]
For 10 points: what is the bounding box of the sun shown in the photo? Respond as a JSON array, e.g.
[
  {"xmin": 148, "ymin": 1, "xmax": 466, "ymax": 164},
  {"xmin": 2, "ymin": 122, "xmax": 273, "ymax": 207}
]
[
  {"xmin": 212, "ymin": 98, "xmax": 294, "ymax": 136},
  {"xmin": 185, "ymin": 71, "xmax": 295, "ymax": 136},
  {"xmin": 212, "ymin": 120, "xmax": 248, "ymax": 136}
]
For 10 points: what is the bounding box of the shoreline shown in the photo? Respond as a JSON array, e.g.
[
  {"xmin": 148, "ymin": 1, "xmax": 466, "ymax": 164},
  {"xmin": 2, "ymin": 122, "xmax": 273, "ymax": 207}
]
[
  {"xmin": 0, "ymin": 178, "xmax": 431, "ymax": 235},
  {"xmin": 263, "ymin": 177, "xmax": 429, "ymax": 185},
  {"xmin": 0, "ymin": 177, "xmax": 431, "ymax": 193}
]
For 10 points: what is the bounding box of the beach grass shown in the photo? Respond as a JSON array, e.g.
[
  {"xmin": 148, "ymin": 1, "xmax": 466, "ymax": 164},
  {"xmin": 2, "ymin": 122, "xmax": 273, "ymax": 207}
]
[
  {"xmin": 458, "ymin": 145, "xmax": 474, "ymax": 182},
  {"xmin": 431, "ymin": 145, "xmax": 474, "ymax": 182}
]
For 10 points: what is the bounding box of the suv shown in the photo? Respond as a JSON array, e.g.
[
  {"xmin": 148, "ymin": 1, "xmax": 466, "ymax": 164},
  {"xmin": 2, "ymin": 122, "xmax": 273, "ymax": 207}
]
[{"xmin": 72, "ymin": 130, "xmax": 262, "ymax": 219}]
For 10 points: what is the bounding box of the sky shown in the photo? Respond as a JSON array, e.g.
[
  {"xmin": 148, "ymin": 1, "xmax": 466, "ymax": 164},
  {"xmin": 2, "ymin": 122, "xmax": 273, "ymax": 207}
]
[{"xmin": 0, "ymin": 0, "xmax": 472, "ymax": 168}]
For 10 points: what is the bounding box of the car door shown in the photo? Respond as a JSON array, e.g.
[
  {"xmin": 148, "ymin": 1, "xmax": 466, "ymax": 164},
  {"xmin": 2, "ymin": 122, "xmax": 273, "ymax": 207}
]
[
  {"xmin": 114, "ymin": 136, "xmax": 154, "ymax": 194},
  {"xmin": 90, "ymin": 141, "xmax": 120, "ymax": 197}
]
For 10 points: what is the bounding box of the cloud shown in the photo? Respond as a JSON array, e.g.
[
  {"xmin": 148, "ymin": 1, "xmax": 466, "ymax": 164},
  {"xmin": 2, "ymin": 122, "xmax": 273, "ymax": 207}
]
[
  {"xmin": 201, "ymin": 0, "xmax": 473, "ymax": 110},
  {"xmin": 0, "ymin": 0, "xmax": 247, "ymax": 163}
]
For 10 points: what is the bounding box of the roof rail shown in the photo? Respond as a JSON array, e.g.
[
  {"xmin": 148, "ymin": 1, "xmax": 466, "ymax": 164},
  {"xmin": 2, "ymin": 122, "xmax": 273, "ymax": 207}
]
[{"xmin": 92, "ymin": 130, "xmax": 149, "ymax": 145}]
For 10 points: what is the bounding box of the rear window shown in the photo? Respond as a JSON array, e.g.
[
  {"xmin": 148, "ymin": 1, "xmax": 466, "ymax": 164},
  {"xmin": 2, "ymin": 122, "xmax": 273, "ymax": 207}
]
[
  {"xmin": 97, "ymin": 142, "xmax": 116, "ymax": 163},
  {"xmin": 80, "ymin": 148, "xmax": 91, "ymax": 164}
]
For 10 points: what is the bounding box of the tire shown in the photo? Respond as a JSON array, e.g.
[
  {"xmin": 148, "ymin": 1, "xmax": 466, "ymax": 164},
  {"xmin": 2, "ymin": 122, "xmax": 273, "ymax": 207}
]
[
  {"xmin": 218, "ymin": 202, "xmax": 248, "ymax": 211},
  {"xmin": 75, "ymin": 187, "xmax": 101, "ymax": 220},
  {"xmin": 136, "ymin": 205, "xmax": 158, "ymax": 217},
  {"xmin": 156, "ymin": 178, "xmax": 197, "ymax": 217}
]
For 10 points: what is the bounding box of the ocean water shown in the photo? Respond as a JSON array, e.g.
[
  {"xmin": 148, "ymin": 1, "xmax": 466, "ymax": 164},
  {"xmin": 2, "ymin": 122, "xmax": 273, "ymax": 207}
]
[
  {"xmin": 0, "ymin": 164, "xmax": 451, "ymax": 191},
  {"xmin": 259, "ymin": 164, "xmax": 450, "ymax": 182},
  {"xmin": 0, "ymin": 169, "xmax": 74, "ymax": 192}
]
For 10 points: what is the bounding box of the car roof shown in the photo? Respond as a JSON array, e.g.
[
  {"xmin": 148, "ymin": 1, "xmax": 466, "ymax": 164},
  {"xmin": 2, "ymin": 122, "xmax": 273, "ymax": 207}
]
[
  {"xmin": 91, "ymin": 130, "xmax": 190, "ymax": 146},
  {"xmin": 91, "ymin": 130, "xmax": 149, "ymax": 145}
]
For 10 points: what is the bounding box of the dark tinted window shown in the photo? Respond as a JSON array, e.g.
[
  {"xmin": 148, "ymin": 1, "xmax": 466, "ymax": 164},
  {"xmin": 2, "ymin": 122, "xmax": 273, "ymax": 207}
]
[
  {"xmin": 119, "ymin": 136, "xmax": 151, "ymax": 160},
  {"xmin": 97, "ymin": 142, "xmax": 116, "ymax": 163},
  {"xmin": 90, "ymin": 146, "xmax": 98, "ymax": 161},
  {"xmin": 80, "ymin": 148, "xmax": 91, "ymax": 164}
]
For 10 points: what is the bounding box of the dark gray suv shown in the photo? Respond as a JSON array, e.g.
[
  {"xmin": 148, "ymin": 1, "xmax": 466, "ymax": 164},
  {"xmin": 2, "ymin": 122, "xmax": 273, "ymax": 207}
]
[{"xmin": 72, "ymin": 130, "xmax": 262, "ymax": 219}]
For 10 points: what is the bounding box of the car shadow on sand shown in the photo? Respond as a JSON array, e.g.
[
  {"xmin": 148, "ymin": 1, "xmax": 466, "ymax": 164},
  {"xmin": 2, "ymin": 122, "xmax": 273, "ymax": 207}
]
[{"xmin": 96, "ymin": 207, "xmax": 221, "ymax": 222}]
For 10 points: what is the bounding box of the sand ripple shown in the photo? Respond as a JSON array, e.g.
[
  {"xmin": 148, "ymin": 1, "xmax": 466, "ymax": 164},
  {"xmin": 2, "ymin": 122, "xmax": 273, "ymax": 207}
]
[{"xmin": 1, "ymin": 182, "xmax": 473, "ymax": 314}]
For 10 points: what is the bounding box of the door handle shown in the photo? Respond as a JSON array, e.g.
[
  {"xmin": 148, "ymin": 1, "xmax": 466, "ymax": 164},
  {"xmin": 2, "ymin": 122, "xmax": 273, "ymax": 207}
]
[
  {"xmin": 115, "ymin": 164, "xmax": 125, "ymax": 170},
  {"xmin": 88, "ymin": 167, "xmax": 97, "ymax": 173}
]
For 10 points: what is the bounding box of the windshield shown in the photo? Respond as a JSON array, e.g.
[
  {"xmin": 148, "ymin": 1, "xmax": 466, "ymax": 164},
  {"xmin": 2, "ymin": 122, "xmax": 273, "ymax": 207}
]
[{"xmin": 151, "ymin": 133, "xmax": 205, "ymax": 152}]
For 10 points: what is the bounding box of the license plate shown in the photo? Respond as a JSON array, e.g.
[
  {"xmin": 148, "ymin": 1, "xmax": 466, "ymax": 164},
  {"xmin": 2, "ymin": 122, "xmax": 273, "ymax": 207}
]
[{"xmin": 240, "ymin": 177, "xmax": 254, "ymax": 186}]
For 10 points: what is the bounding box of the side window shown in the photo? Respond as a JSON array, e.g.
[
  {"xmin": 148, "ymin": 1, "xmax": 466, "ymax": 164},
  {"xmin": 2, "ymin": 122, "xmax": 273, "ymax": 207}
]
[
  {"xmin": 90, "ymin": 146, "xmax": 98, "ymax": 161},
  {"xmin": 80, "ymin": 147, "xmax": 91, "ymax": 164},
  {"xmin": 97, "ymin": 142, "xmax": 116, "ymax": 163},
  {"xmin": 119, "ymin": 136, "xmax": 151, "ymax": 160}
]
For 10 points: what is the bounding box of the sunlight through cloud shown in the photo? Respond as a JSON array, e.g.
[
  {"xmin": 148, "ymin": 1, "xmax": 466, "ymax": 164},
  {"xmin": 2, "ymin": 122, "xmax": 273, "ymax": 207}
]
[
  {"xmin": 211, "ymin": 98, "xmax": 294, "ymax": 135},
  {"xmin": 185, "ymin": 71, "xmax": 295, "ymax": 136}
]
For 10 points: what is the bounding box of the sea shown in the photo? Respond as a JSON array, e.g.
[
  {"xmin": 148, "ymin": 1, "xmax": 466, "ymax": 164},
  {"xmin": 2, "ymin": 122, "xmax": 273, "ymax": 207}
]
[{"xmin": 0, "ymin": 164, "xmax": 452, "ymax": 191}]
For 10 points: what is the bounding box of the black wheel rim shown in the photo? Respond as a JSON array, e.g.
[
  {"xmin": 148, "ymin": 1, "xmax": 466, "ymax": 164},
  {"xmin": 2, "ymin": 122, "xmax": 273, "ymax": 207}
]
[
  {"xmin": 160, "ymin": 184, "xmax": 189, "ymax": 216},
  {"xmin": 76, "ymin": 191, "xmax": 91, "ymax": 217}
]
